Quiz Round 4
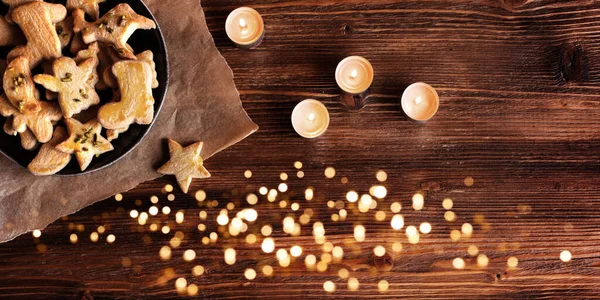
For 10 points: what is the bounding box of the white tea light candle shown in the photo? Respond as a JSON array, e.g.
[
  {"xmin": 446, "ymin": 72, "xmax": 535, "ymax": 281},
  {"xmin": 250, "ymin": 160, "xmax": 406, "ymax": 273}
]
[
  {"xmin": 401, "ymin": 82, "xmax": 440, "ymax": 121},
  {"xmin": 292, "ymin": 100, "xmax": 330, "ymax": 138},
  {"xmin": 335, "ymin": 56, "xmax": 374, "ymax": 94},
  {"xmin": 225, "ymin": 7, "xmax": 264, "ymax": 49}
]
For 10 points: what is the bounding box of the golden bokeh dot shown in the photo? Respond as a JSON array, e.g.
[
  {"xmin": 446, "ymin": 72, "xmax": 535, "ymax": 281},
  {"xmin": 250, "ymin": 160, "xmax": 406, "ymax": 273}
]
[
  {"xmin": 121, "ymin": 257, "xmax": 131, "ymax": 267},
  {"xmin": 192, "ymin": 265, "xmax": 205, "ymax": 276},
  {"xmin": 378, "ymin": 280, "xmax": 389, "ymax": 292},
  {"xmin": 444, "ymin": 211, "xmax": 456, "ymax": 222},
  {"xmin": 290, "ymin": 245, "xmax": 303, "ymax": 257},
  {"xmin": 323, "ymin": 281, "xmax": 336, "ymax": 293},
  {"xmin": 507, "ymin": 256, "xmax": 518, "ymax": 268},
  {"xmin": 317, "ymin": 261, "xmax": 328, "ymax": 272},
  {"xmin": 261, "ymin": 237, "xmax": 275, "ymax": 253},
  {"xmin": 90, "ymin": 232, "xmax": 99, "ymax": 242},
  {"xmin": 297, "ymin": 171, "xmax": 305, "ymax": 178},
  {"xmin": 175, "ymin": 277, "xmax": 187, "ymax": 292},
  {"xmin": 305, "ymin": 188, "xmax": 314, "ymax": 200},
  {"xmin": 216, "ymin": 214, "xmax": 229, "ymax": 226},
  {"xmin": 338, "ymin": 268, "xmax": 349, "ymax": 279},
  {"xmin": 323, "ymin": 242, "xmax": 334, "ymax": 252},
  {"xmin": 261, "ymin": 225, "xmax": 273, "ymax": 236},
  {"xmin": 69, "ymin": 233, "xmax": 78, "ymax": 244},
  {"xmin": 280, "ymin": 173, "xmax": 288, "ymax": 181},
  {"xmin": 279, "ymin": 200, "xmax": 287, "ymax": 208},
  {"xmin": 346, "ymin": 191, "xmax": 359, "ymax": 203},
  {"xmin": 392, "ymin": 242, "xmax": 402, "ymax": 252},
  {"xmin": 371, "ymin": 185, "xmax": 387, "ymax": 199},
  {"xmin": 294, "ymin": 161, "xmax": 303, "ymax": 169},
  {"xmin": 159, "ymin": 246, "xmax": 172, "ymax": 261},
  {"xmin": 161, "ymin": 226, "xmax": 170, "ymax": 234},
  {"xmin": 135, "ymin": 199, "xmax": 142, "ymax": 206},
  {"xmin": 36, "ymin": 244, "xmax": 47, "ymax": 253},
  {"xmin": 406, "ymin": 226, "xmax": 418, "ymax": 236},
  {"xmin": 325, "ymin": 167, "xmax": 336, "ymax": 178},
  {"xmin": 246, "ymin": 193, "xmax": 258, "ymax": 205},
  {"xmin": 305, "ymin": 254, "xmax": 317, "ymax": 267},
  {"xmin": 376, "ymin": 170, "xmax": 388, "ymax": 182},
  {"xmin": 164, "ymin": 184, "xmax": 174, "ymax": 193},
  {"xmin": 419, "ymin": 222, "xmax": 432, "ymax": 234},
  {"xmin": 187, "ymin": 284, "xmax": 199, "ymax": 296},
  {"xmin": 107, "ymin": 234, "xmax": 116, "ymax": 243},
  {"xmin": 453, "ymin": 258, "xmax": 465, "ymax": 269},
  {"xmin": 450, "ymin": 230, "xmax": 462, "ymax": 241},
  {"xmin": 244, "ymin": 268, "xmax": 257, "ymax": 280},
  {"xmin": 226, "ymin": 202, "xmax": 235, "ymax": 210},
  {"xmin": 332, "ymin": 246, "xmax": 344, "ymax": 261},
  {"xmin": 97, "ymin": 226, "xmax": 106, "ymax": 234},
  {"xmin": 244, "ymin": 209, "xmax": 258, "ymax": 222},
  {"xmin": 390, "ymin": 202, "xmax": 402, "ymax": 213},
  {"xmin": 176, "ymin": 211, "xmax": 185, "ymax": 224},
  {"xmin": 262, "ymin": 265, "xmax": 274, "ymax": 276},
  {"xmin": 412, "ymin": 193, "xmax": 425, "ymax": 211},
  {"xmin": 162, "ymin": 206, "xmax": 171, "ymax": 215},
  {"xmin": 461, "ymin": 223, "xmax": 473, "ymax": 236},
  {"xmin": 244, "ymin": 170, "xmax": 252, "ymax": 178},
  {"xmin": 114, "ymin": 193, "xmax": 123, "ymax": 201},
  {"xmin": 341, "ymin": 177, "xmax": 349, "ymax": 184},
  {"xmin": 167, "ymin": 194, "xmax": 175, "ymax": 201},
  {"xmin": 269, "ymin": 189, "xmax": 278, "ymax": 202},
  {"xmin": 464, "ymin": 176, "xmax": 475, "ymax": 187},
  {"xmin": 150, "ymin": 196, "xmax": 159, "ymax": 204},
  {"xmin": 442, "ymin": 198, "xmax": 453, "ymax": 210},
  {"xmin": 354, "ymin": 225, "xmax": 366, "ymax": 242},
  {"xmin": 468, "ymin": 245, "xmax": 479, "ymax": 256},
  {"xmin": 195, "ymin": 190, "xmax": 206, "ymax": 202},
  {"xmin": 246, "ymin": 234, "xmax": 257, "ymax": 244},
  {"xmin": 129, "ymin": 210, "xmax": 139, "ymax": 218},
  {"xmin": 224, "ymin": 248, "xmax": 236, "ymax": 265},
  {"xmin": 374, "ymin": 245, "xmax": 386, "ymax": 257},
  {"xmin": 560, "ymin": 250, "xmax": 572, "ymax": 262},
  {"xmin": 32, "ymin": 230, "xmax": 41, "ymax": 238},
  {"xmin": 348, "ymin": 277, "xmax": 359, "ymax": 291},
  {"xmin": 201, "ymin": 237, "xmax": 210, "ymax": 245},
  {"xmin": 199, "ymin": 211, "xmax": 207, "ymax": 220},
  {"xmin": 149, "ymin": 206, "xmax": 158, "ymax": 216},
  {"xmin": 477, "ymin": 254, "xmax": 489, "ymax": 267},
  {"xmin": 327, "ymin": 201, "xmax": 335, "ymax": 208},
  {"xmin": 291, "ymin": 203, "xmax": 300, "ymax": 211},
  {"xmin": 391, "ymin": 214, "xmax": 404, "ymax": 230},
  {"xmin": 375, "ymin": 211, "xmax": 386, "ymax": 221},
  {"xmin": 183, "ymin": 249, "xmax": 196, "ymax": 262},
  {"xmin": 259, "ymin": 187, "xmax": 268, "ymax": 195}
]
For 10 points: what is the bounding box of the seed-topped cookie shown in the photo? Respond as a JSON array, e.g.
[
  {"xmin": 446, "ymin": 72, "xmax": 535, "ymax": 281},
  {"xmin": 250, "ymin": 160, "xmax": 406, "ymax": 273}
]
[
  {"xmin": 0, "ymin": 94, "xmax": 62, "ymax": 143},
  {"xmin": 56, "ymin": 118, "xmax": 113, "ymax": 171},
  {"xmin": 66, "ymin": 0, "xmax": 105, "ymax": 20},
  {"xmin": 73, "ymin": 4, "xmax": 156, "ymax": 59},
  {"xmin": 8, "ymin": 2, "xmax": 67, "ymax": 68},
  {"xmin": 97, "ymin": 60, "xmax": 154, "ymax": 130},
  {"xmin": 3, "ymin": 56, "xmax": 41, "ymax": 113},
  {"xmin": 34, "ymin": 56, "xmax": 100, "ymax": 118}
]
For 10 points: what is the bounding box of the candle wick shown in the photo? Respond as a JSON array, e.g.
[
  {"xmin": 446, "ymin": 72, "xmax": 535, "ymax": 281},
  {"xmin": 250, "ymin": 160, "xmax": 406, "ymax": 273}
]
[
  {"xmin": 308, "ymin": 113, "xmax": 316, "ymax": 123},
  {"xmin": 415, "ymin": 97, "xmax": 422, "ymax": 105},
  {"xmin": 239, "ymin": 18, "xmax": 248, "ymax": 30},
  {"xmin": 349, "ymin": 69, "xmax": 358, "ymax": 80}
]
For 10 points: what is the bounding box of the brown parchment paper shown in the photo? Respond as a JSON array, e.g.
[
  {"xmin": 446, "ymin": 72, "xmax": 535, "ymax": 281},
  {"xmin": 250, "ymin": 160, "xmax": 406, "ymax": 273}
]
[{"xmin": 0, "ymin": 0, "xmax": 258, "ymax": 243}]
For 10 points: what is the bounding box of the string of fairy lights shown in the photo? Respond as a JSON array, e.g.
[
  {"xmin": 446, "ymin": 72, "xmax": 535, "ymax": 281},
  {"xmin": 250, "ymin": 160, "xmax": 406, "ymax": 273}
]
[{"xmin": 28, "ymin": 162, "xmax": 574, "ymax": 296}]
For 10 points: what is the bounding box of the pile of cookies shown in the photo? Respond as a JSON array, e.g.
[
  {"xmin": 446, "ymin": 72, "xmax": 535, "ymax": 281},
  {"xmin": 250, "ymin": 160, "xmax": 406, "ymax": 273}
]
[{"xmin": 0, "ymin": 1, "xmax": 160, "ymax": 175}]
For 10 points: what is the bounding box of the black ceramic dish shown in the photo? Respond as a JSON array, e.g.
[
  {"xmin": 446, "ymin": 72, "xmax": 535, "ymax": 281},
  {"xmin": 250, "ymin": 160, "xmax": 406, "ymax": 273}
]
[{"xmin": 0, "ymin": 0, "xmax": 169, "ymax": 176}]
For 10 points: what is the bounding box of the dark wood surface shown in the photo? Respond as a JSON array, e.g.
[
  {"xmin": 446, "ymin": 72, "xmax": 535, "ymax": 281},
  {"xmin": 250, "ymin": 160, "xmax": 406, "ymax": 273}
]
[{"xmin": 2, "ymin": 0, "xmax": 600, "ymax": 298}]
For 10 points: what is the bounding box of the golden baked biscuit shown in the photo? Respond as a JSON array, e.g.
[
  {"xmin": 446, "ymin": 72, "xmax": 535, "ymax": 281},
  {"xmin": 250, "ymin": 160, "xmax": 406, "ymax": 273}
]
[
  {"xmin": 56, "ymin": 118, "xmax": 113, "ymax": 171},
  {"xmin": 0, "ymin": 94, "xmax": 62, "ymax": 143},
  {"xmin": 56, "ymin": 16, "xmax": 74, "ymax": 49},
  {"xmin": 3, "ymin": 117, "xmax": 38, "ymax": 150},
  {"xmin": 97, "ymin": 60, "xmax": 154, "ymax": 130},
  {"xmin": 0, "ymin": 16, "xmax": 25, "ymax": 46},
  {"xmin": 3, "ymin": 56, "xmax": 41, "ymax": 113},
  {"xmin": 157, "ymin": 139, "xmax": 211, "ymax": 193},
  {"xmin": 2, "ymin": 0, "xmax": 42, "ymax": 24},
  {"xmin": 28, "ymin": 126, "xmax": 72, "ymax": 175},
  {"xmin": 8, "ymin": 2, "xmax": 67, "ymax": 68},
  {"xmin": 34, "ymin": 56, "xmax": 100, "ymax": 118},
  {"xmin": 73, "ymin": 4, "xmax": 156, "ymax": 59}
]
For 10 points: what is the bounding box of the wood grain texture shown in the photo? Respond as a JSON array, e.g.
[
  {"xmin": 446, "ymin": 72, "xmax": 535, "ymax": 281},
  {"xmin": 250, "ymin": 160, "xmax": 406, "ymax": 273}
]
[{"xmin": 2, "ymin": 0, "xmax": 600, "ymax": 299}]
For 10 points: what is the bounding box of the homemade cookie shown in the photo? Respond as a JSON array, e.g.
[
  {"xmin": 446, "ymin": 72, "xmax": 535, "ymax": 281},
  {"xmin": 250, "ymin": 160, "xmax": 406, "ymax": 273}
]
[
  {"xmin": 66, "ymin": 0, "xmax": 104, "ymax": 20},
  {"xmin": 136, "ymin": 50, "xmax": 159, "ymax": 89},
  {"xmin": 33, "ymin": 56, "xmax": 100, "ymax": 118},
  {"xmin": 74, "ymin": 42, "xmax": 101, "ymax": 90},
  {"xmin": 0, "ymin": 94, "xmax": 62, "ymax": 143},
  {"xmin": 2, "ymin": 0, "xmax": 42, "ymax": 24},
  {"xmin": 69, "ymin": 32, "xmax": 86, "ymax": 55},
  {"xmin": 56, "ymin": 118, "xmax": 113, "ymax": 171},
  {"xmin": 97, "ymin": 60, "xmax": 154, "ymax": 130},
  {"xmin": 73, "ymin": 4, "xmax": 156, "ymax": 59},
  {"xmin": 8, "ymin": 2, "xmax": 67, "ymax": 68},
  {"xmin": 28, "ymin": 126, "xmax": 72, "ymax": 176},
  {"xmin": 56, "ymin": 16, "xmax": 74, "ymax": 49},
  {"xmin": 3, "ymin": 56, "xmax": 41, "ymax": 113},
  {"xmin": 157, "ymin": 139, "xmax": 211, "ymax": 193},
  {"xmin": 0, "ymin": 17, "xmax": 25, "ymax": 46},
  {"xmin": 19, "ymin": 127, "xmax": 38, "ymax": 150}
]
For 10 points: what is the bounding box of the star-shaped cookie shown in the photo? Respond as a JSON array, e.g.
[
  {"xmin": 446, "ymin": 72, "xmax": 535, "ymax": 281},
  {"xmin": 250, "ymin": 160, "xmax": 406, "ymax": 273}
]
[
  {"xmin": 157, "ymin": 139, "xmax": 211, "ymax": 193},
  {"xmin": 73, "ymin": 4, "xmax": 156, "ymax": 59},
  {"xmin": 33, "ymin": 56, "xmax": 100, "ymax": 118},
  {"xmin": 0, "ymin": 94, "xmax": 62, "ymax": 143},
  {"xmin": 67, "ymin": 0, "xmax": 105, "ymax": 20},
  {"xmin": 56, "ymin": 118, "xmax": 113, "ymax": 171}
]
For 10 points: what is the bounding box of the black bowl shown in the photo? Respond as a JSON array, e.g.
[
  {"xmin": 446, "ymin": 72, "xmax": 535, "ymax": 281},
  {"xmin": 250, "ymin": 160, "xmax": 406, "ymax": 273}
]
[{"xmin": 0, "ymin": 0, "xmax": 169, "ymax": 176}]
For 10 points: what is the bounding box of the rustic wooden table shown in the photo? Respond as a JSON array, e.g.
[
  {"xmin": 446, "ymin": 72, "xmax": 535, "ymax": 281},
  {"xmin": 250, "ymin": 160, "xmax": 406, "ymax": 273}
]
[{"xmin": 2, "ymin": 0, "xmax": 600, "ymax": 299}]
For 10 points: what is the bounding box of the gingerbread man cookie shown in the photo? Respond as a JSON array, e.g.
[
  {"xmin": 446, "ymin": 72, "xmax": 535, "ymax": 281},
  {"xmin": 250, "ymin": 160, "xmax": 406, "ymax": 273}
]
[
  {"xmin": 8, "ymin": 2, "xmax": 67, "ymax": 68},
  {"xmin": 34, "ymin": 56, "xmax": 100, "ymax": 118},
  {"xmin": 0, "ymin": 94, "xmax": 62, "ymax": 143},
  {"xmin": 66, "ymin": 0, "xmax": 105, "ymax": 20},
  {"xmin": 28, "ymin": 126, "xmax": 72, "ymax": 176},
  {"xmin": 3, "ymin": 56, "xmax": 41, "ymax": 113},
  {"xmin": 73, "ymin": 4, "xmax": 156, "ymax": 59},
  {"xmin": 157, "ymin": 139, "xmax": 211, "ymax": 193},
  {"xmin": 97, "ymin": 60, "xmax": 154, "ymax": 130},
  {"xmin": 56, "ymin": 118, "xmax": 113, "ymax": 171}
]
